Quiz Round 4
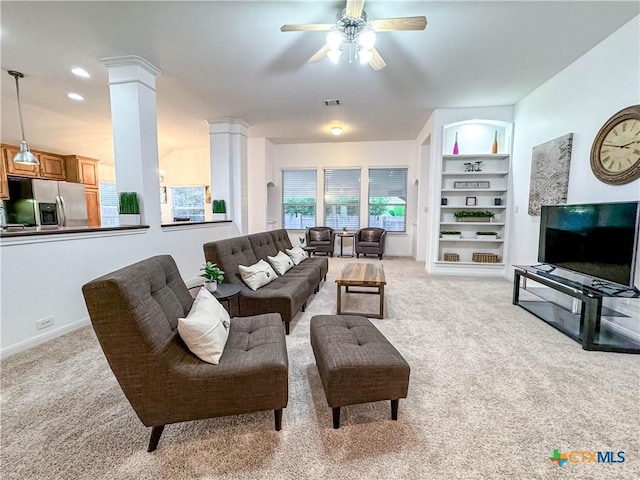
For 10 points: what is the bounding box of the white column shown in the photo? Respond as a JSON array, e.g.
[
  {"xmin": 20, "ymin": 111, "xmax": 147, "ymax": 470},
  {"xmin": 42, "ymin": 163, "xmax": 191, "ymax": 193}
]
[
  {"xmin": 208, "ymin": 118, "xmax": 249, "ymax": 234},
  {"xmin": 100, "ymin": 55, "xmax": 162, "ymax": 227}
]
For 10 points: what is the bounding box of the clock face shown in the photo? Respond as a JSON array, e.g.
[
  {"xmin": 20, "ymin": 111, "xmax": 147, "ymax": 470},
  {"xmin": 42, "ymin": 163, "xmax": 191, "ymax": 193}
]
[
  {"xmin": 591, "ymin": 105, "xmax": 640, "ymax": 185},
  {"xmin": 599, "ymin": 119, "xmax": 640, "ymax": 173}
]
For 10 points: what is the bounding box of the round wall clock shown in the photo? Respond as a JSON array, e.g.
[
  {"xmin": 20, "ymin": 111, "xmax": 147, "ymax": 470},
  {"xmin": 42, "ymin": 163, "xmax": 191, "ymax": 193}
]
[{"xmin": 590, "ymin": 105, "xmax": 640, "ymax": 185}]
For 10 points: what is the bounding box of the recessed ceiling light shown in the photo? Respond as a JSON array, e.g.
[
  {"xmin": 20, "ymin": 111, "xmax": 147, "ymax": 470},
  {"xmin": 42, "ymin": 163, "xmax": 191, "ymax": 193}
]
[
  {"xmin": 71, "ymin": 67, "xmax": 90, "ymax": 78},
  {"xmin": 330, "ymin": 126, "xmax": 343, "ymax": 136},
  {"xmin": 67, "ymin": 93, "xmax": 84, "ymax": 101}
]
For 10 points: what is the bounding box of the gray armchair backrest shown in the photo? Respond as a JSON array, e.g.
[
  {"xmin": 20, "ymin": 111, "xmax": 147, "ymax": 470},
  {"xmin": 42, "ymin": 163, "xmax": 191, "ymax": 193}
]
[
  {"xmin": 357, "ymin": 227, "xmax": 386, "ymax": 243},
  {"xmin": 203, "ymin": 235, "xmax": 258, "ymax": 286},
  {"xmin": 306, "ymin": 227, "xmax": 336, "ymax": 244}
]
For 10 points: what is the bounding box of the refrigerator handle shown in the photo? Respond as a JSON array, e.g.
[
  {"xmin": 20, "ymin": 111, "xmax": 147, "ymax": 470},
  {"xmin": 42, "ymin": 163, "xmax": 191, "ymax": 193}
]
[{"xmin": 57, "ymin": 195, "xmax": 66, "ymax": 227}]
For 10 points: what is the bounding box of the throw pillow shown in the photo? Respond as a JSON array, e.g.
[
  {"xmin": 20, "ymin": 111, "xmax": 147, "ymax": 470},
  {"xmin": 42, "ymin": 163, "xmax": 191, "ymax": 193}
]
[
  {"xmin": 239, "ymin": 259, "xmax": 277, "ymax": 291},
  {"xmin": 177, "ymin": 287, "xmax": 230, "ymax": 365},
  {"xmin": 267, "ymin": 250, "xmax": 294, "ymax": 275},
  {"xmin": 286, "ymin": 246, "xmax": 307, "ymax": 265}
]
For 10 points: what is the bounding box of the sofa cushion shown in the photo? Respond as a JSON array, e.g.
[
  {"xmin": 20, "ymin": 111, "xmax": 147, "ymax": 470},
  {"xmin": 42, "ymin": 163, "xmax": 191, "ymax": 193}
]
[
  {"xmin": 310, "ymin": 229, "xmax": 331, "ymax": 242},
  {"xmin": 177, "ymin": 287, "xmax": 230, "ymax": 364},
  {"xmin": 239, "ymin": 260, "xmax": 278, "ymax": 291},
  {"xmin": 286, "ymin": 246, "xmax": 307, "ymax": 265},
  {"xmin": 268, "ymin": 251, "xmax": 294, "ymax": 275},
  {"xmin": 248, "ymin": 232, "xmax": 279, "ymax": 261}
]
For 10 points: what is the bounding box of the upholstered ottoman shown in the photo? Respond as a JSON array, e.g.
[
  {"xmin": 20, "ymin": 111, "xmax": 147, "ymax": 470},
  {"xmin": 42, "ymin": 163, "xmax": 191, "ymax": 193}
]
[{"xmin": 310, "ymin": 315, "xmax": 410, "ymax": 428}]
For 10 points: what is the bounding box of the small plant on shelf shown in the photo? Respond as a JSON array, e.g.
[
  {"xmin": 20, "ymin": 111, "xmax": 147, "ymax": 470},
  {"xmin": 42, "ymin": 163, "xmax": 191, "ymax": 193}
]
[
  {"xmin": 454, "ymin": 210, "xmax": 495, "ymax": 222},
  {"xmin": 441, "ymin": 230, "xmax": 462, "ymax": 239},
  {"xmin": 212, "ymin": 199, "xmax": 227, "ymax": 220},
  {"xmin": 475, "ymin": 231, "xmax": 498, "ymax": 235}
]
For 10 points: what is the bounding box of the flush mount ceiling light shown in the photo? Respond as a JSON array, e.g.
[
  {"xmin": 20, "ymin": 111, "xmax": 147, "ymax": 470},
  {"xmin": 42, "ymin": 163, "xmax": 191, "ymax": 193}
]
[
  {"xmin": 71, "ymin": 67, "xmax": 90, "ymax": 78},
  {"xmin": 67, "ymin": 92, "xmax": 84, "ymax": 101},
  {"xmin": 8, "ymin": 70, "xmax": 38, "ymax": 165},
  {"xmin": 281, "ymin": 0, "xmax": 427, "ymax": 71},
  {"xmin": 330, "ymin": 126, "xmax": 343, "ymax": 136}
]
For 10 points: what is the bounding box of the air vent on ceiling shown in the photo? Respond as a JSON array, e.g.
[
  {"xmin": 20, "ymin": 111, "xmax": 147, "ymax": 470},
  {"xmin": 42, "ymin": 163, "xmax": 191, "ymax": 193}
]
[{"xmin": 323, "ymin": 99, "xmax": 341, "ymax": 107}]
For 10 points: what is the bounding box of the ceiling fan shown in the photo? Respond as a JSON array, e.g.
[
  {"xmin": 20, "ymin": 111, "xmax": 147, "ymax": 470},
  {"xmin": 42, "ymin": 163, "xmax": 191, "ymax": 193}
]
[{"xmin": 280, "ymin": 0, "xmax": 427, "ymax": 71}]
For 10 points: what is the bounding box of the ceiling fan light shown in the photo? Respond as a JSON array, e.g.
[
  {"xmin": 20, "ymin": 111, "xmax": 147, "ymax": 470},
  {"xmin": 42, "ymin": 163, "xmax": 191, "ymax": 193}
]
[
  {"xmin": 330, "ymin": 126, "xmax": 343, "ymax": 136},
  {"xmin": 327, "ymin": 49, "xmax": 342, "ymax": 64},
  {"xmin": 358, "ymin": 30, "xmax": 376, "ymax": 49},
  {"xmin": 358, "ymin": 48, "xmax": 373, "ymax": 64},
  {"xmin": 327, "ymin": 30, "xmax": 344, "ymax": 50},
  {"xmin": 14, "ymin": 141, "xmax": 39, "ymax": 165}
]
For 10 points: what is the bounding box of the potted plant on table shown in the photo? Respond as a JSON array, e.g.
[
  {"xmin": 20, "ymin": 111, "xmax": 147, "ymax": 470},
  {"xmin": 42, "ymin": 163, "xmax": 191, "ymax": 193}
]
[
  {"xmin": 212, "ymin": 199, "xmax": 227, "ymax": 221},
  {"xmin": 454, "ymin": 210, "xmax": 495, "ymax": 223},
  {"xmin": 200, "ymin": 261, "xmax": 224, "ymax": 293},
  {"xmin": 118, "ymin": 192, "xmax": 140, "ymax": 226}
]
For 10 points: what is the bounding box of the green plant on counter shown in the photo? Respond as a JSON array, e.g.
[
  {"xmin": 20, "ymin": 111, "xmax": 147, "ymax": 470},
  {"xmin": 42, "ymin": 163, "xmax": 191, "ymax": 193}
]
[
  {"xmin": 200, "ymin": 261, "xmax": 224, "ymax": 283},
  {"xmin": 453, "ymin": 210, "xmax": 494, "ymax": 218},
  {"xmin": 213, "ymin": 199, "xmax": 227, "ymax": 214},
  {"xmin": 118, "ymin": 192, "xmax": 140, "ymax": 214},
  {"xmin": 440, "ymin": 230, "xmax": 461, "ymax": 235},
  {"xmin": 475, "ymin": 231, "xmax": 498, "ymax": 235}
]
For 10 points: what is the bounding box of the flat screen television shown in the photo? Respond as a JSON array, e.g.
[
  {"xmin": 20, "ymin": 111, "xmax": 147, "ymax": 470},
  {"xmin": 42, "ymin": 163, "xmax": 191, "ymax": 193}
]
[{"xmin": 538, "ymin": 201, "xmax": 640, "ymax": 289}]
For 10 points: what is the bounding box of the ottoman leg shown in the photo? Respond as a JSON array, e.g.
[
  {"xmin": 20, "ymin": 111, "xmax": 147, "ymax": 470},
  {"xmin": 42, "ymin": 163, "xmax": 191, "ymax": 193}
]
[
  {"xmin": 332, "ymin": 407, "xmax": 341, "ymax": 429},
  {"xmin": 274, "ymin": 409, "xmax": 283, "ymax": 431},
  {"xmin": 391, "ymin": 399, "xmax": 399, "ymax": 420}
]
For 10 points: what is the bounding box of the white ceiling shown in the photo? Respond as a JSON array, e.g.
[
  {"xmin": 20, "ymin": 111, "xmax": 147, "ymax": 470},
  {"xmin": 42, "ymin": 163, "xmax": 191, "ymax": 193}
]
[{"xmin": 1, "ymin": 1, "xmax": 638, "ymax": 164}]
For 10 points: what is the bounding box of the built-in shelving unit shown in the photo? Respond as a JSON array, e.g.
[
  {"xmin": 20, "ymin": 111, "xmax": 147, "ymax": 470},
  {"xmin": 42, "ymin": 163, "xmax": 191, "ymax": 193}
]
[{"xmin": 433, "ymin": 120, "xmax": 513, "ymax": 275}]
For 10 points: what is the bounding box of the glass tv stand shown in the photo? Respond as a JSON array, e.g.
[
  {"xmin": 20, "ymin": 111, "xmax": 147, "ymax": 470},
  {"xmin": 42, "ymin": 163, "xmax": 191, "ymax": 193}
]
[{"xmin": 513, "ymin": 265, "xmax": 639, "ymax": 354}]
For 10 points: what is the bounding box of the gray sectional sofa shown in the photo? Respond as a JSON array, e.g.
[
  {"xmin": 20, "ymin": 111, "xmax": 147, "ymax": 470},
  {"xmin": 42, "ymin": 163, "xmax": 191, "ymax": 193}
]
[{"xmin": 203, "ymin": 229, "xmax": 329, "ymax": 334}]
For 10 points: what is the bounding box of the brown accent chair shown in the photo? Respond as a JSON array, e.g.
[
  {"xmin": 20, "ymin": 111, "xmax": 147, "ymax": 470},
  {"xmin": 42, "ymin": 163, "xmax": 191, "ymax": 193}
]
[
  {"xmin": 354, "ymin": 227, "xmax": 387, "ymax": 259},
  {"xmin": 81, "ymin": 255, "xmax": 288, "ymax": 452},
  {"xmin": 305, "ymin": 226, "xmax": 336, "ymax": 256}
]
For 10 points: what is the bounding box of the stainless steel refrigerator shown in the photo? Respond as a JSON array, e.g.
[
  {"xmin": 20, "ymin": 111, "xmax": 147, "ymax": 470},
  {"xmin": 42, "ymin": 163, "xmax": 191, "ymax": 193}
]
[{"xmin": 32, "ymin": 179, "xmax": 88, "ymax": 227}]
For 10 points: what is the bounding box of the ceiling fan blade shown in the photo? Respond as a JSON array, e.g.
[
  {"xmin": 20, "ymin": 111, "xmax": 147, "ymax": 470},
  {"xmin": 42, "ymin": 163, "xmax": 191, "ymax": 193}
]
[
  {"xmin": 281, "ymin": 23, "xmax": 334, "ymax": 32},
  {"xmin": 369, "ymin": 47, "xmax": 386, "ymax": 71},
  {"xmin": 370, "ymin": 16, "xmax": 427, "ymax": 32},
  {"xmin": 346, "ymin": 0, "xmax": 365, "ymax": 19},
  {"xmin": 308, "ymin": 45, "xmax": 330, "ymax": 63}
]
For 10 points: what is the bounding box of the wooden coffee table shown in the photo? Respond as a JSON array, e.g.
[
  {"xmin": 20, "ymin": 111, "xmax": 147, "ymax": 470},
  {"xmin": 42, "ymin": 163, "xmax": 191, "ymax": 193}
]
[{"xmin": 335, "ymin": 263, "xmax": 386, "ymax": 319}]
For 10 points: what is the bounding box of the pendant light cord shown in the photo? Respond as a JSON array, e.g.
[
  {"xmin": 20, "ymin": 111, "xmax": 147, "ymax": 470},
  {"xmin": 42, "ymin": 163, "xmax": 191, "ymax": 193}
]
[{"xmin": 13, "ymin": 73, "xmax": 27, "ymax": 142}]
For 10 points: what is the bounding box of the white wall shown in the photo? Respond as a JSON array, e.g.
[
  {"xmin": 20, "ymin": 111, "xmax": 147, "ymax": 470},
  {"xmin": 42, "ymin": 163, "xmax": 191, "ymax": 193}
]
[
  {"xmin": 268, "ymin": 140, "xmax": 419, "ymax": 256},
  {"xmin": 509, "ymin": 16, "xmax": 640, "ymax": 269},
  {"xmin": 0, "ymin": 223, "xmax": 237, "ymax": 357},
  {"xmin": 247, "ymin": 138, "xmax": 268, "ymax": 233}
]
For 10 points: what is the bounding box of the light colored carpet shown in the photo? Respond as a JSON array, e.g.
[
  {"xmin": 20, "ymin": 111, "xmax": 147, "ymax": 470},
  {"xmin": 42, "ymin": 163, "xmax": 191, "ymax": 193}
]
[{"xmin": 2, "ymin": 257, "xmax": 639, "ymax": 480}]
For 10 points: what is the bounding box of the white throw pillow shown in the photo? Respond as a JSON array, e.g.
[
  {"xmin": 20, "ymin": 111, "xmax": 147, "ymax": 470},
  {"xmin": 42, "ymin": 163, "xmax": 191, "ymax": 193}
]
[
  {"xmin": 286, "ymin": 246, "xmax": 307, "ymax": 266},
  {"xmin": 177, "ymin": 287, "xmax": 230, "ymax": 365},
  {"xmin": 268, "ymin": 250, "xmax": 294, "ymax": 275},
  {"xmin": 239, "ymin": 259, "xmax": 277, "ymax": 291}
]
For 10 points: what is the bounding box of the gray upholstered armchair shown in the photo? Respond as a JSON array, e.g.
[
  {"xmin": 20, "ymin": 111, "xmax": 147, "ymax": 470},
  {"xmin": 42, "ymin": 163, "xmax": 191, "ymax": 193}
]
[
  {"xmin": 82, "ymin": 255, "xmax": 288, "ymax": 452},
  {"xmin": 305, "ymin": 226, "xmax": 336, "ymax": 256},
  {"xmin": 354, "ymin": 227, "xmax": 387, "ymax": 259}
]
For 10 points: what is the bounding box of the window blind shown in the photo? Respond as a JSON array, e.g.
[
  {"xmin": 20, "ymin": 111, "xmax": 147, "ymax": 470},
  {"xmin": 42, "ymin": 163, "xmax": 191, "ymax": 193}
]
[
  {"xmin": 282, "ymin": 169, "xmax": 317, "ymax": 229},
  {"xmin": 324, "ymin": 168, "xmax": 360, "ymax": 230},
  {"xmin": 368, "ymin": 168, "xmax": 408, "ymax": 232}
]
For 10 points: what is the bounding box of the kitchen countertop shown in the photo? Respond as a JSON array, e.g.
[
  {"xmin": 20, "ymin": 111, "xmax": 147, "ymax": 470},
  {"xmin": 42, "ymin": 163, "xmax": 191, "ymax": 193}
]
[{"xmin": 0, "ymin": 225, "xmax": 150, "ymax": 238}]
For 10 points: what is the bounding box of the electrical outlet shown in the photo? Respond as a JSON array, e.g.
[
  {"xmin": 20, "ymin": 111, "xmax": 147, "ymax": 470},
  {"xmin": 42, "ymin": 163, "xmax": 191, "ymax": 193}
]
[{"xmin": 36, "ymin": 317, "xmax": 54, "ymax": 330}]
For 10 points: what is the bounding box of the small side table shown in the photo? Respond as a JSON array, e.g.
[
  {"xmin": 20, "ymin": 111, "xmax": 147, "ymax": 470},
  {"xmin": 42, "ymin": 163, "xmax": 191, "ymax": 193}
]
[
  {"xmin": 337, "ymin": 233, "xmax": 354, "ymax": 258},
  {"xmin": 302, "ymin": 246, "xmax": 316, "ymax": 257},
  {"xmin": 189, "ymin": 283, "xmax": 241, "ymax": 315}
]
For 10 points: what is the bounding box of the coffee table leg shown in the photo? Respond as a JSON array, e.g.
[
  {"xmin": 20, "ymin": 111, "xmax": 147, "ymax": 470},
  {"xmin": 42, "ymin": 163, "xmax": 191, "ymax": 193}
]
[
  {"xmin": 379, "ymin": 285, "xmax": 384, "ymax": 318},
  {"xmin": 337, "ymin": 283, "xmax": 342, "ymax": 315}
]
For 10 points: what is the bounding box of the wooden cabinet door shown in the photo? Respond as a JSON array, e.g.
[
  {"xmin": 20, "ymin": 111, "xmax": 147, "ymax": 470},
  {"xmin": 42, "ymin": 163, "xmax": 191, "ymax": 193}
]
[
  {"xmin": 0, "ymin": 152, "xmax": 8, "ymax": 200},
  {"xmin": 3, "ymin": 145, "xmax": 39, "ymax": 177},
  {"xmin": 38, "ymin": 154, "xmax": 66, "ymax": 180},
  {"xmin": 85, "ymin": 187, "xmax": 101, "ymax": 227},
  {"xmin": 79, "ymin": 158, "xmax": 99, "ymax": 187}
]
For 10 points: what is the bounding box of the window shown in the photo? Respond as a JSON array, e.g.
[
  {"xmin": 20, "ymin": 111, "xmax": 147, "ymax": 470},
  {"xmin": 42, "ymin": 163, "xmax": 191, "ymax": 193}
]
[
  {"xmin": 368, "ymin": 168, "xmax": 408, "ymax": 232},
  {"xmin": 282, "ymin": 170, "xmax": 316, "ymax": 229},
  {"xmin": 99, "ymin": 182, "xmax": 118, "ymax": 227},
  {"xmin": 324, "ymin": 168, "xmax": 360, "ymax": 230},
  {"xmin": 171, "ymin": 186, "xmax": 205, "ymax": 222}
]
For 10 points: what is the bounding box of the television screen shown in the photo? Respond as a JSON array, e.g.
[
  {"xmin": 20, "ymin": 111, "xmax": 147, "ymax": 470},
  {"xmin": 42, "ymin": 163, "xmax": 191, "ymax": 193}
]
[{"xmin": 538, "ymin": 202, "xmax": 640, "ymax": 288}]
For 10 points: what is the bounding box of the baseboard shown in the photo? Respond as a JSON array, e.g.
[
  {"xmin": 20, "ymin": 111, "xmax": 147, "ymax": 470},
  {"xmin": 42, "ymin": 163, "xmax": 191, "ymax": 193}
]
[{"xmin": 0, "ymin": 317, "xmax": 91, "ymax": 360}]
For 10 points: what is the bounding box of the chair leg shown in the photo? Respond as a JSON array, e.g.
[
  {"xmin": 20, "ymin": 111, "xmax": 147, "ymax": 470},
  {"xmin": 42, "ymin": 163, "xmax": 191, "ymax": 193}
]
[
  {"xmin": 301, "ymin": 302, "xmax": 306, "ymax": 312},
  {"xmin": 391, "ymin": 399, "xmax": 399, "ymax": 420},
  {"xmin": 274, "ymin": 409, "xmax": 283, "ymax": 431},
  {"xmin": 356, "ymin": 253, "xmax": 360, "ymax": 258},
  {"xmin": 285, "ymin": 322, "xmax": 290, "ymax": 335},
  {"xmin": 332, "ymin": 407, "xmax": 341, "ymax": 429},
  {"xmin": 147, "ymin": 425, "xmax": 165, "ymax": 452}
]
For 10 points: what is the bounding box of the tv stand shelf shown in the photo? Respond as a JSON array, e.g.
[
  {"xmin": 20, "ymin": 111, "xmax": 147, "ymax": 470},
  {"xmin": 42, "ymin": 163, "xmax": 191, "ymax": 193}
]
[{"xmin": 513, "ymin": 265, "xmax": 639, "ymax": 354}]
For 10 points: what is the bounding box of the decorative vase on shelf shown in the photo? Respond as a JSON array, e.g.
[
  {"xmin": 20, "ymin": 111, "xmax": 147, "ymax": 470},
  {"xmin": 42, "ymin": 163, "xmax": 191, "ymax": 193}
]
[
  {"xmin": 491, "ymin": 130, "xmax": 498, "ymax": 154},
  {"xmin": 453, "ymin": 132, "xmax": 459, "ymax": 155}
]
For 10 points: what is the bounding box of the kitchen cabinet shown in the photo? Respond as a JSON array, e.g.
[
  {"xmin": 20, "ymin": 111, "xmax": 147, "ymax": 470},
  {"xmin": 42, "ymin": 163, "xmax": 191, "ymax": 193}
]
[
  {"xmin": 65, "ymin": 155, "xmax": 101, "ymax": 226},
  {"xmin": 0, "ymin": 151, "xmax": 8, "ymax": 200},
  {"xmin": 85, "ymin": 187, "xmax": 101, "ymax": 227},
  {"xmin": 36, "ymin": 153, "xmax": 66, "ymax": 180},
  {"xmin": 3, "ymin": 145, "xmax": 39, "ymax": 178}
]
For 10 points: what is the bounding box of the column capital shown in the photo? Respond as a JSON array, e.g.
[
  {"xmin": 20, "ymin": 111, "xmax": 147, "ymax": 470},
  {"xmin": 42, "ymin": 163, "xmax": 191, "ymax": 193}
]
[
  {"xmin": 207, "ymin": 118, "xmax": 249, "ymax": 136},
  {"xmin": 100, "ymin": 55, "xmax": 161, "ymax": 89}
]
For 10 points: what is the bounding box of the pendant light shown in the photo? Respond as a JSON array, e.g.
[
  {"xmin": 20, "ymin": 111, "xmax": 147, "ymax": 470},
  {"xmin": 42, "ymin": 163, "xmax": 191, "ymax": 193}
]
[{"xmin": 8, "ymin": 70, "xmax": 39, "ymax": 165}]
